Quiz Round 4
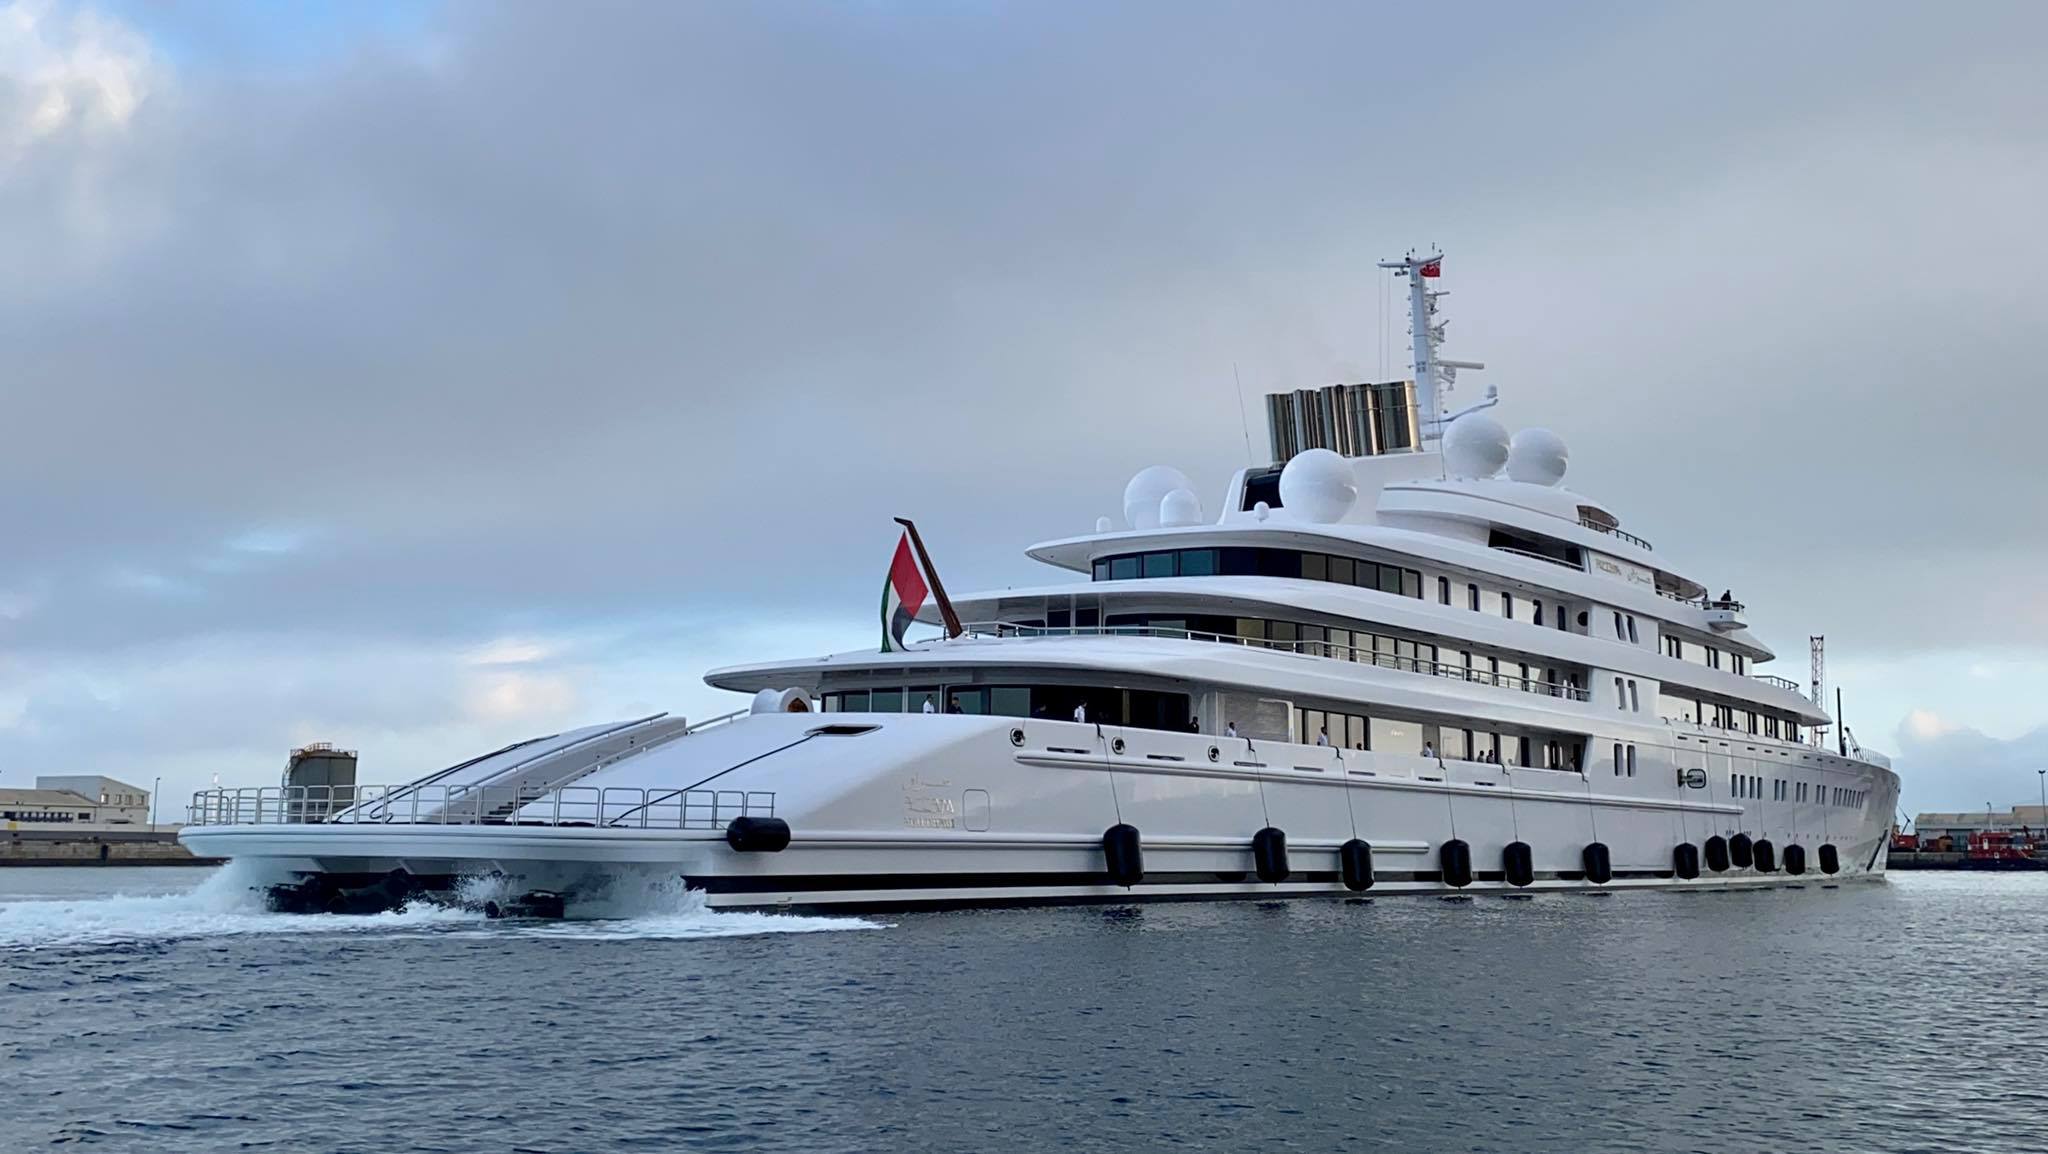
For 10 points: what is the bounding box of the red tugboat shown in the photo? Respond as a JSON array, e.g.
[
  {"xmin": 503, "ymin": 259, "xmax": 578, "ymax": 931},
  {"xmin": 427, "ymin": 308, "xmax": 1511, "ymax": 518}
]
[{"xmin": 1963, "ymin": 829, "xmax": 2047, "ymax": 871}]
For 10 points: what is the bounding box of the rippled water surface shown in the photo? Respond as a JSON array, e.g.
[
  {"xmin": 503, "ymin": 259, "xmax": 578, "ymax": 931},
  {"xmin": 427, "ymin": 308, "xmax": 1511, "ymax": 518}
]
[{"xmin": 4, "ymin": 866, "xmax": 2043, "ymax": 1152}]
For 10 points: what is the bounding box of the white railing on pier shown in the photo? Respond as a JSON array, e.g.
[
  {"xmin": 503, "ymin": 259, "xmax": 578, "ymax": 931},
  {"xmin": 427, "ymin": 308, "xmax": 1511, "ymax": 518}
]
[
  {"xmin": 186, "ymin": 783, "xmax": 774, "ymax": 830},
  {"xmin": 946, "ymin": 622, "xmax": 1592, "ymax": 702}
]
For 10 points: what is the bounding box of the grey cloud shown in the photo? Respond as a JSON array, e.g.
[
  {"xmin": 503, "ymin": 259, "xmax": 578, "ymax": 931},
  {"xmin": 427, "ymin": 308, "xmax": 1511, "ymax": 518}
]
[
  {"xmin": 1894, "ymin": 722, "xmax": 2048, "ymax": 819},
  {"xmin": 3, "ymin": 2, "xmax": 2047, "ymax": 787}
]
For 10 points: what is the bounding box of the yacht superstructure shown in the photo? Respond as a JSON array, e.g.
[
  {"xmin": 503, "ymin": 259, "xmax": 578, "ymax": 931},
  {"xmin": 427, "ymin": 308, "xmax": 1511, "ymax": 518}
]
[{"xmin": 181, "ymin": 251, "xmax": 1898, "ymax": 913}]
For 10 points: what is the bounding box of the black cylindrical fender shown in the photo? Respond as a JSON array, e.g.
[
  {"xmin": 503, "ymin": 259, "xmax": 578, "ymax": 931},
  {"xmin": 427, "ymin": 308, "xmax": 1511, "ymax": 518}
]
[
  {"xmin": 725, "ymin": 815, "xmax": 792, "ymax": 853},
  {"xmin": 1102, "ymin": 823, "xmax": 1144, "ymax": 887},
  {"xmin": 1252, "ymin": 827, "xmax": 1290, "ymax": 883},
  {"xmin": 1339, "ymin": 839, "xmax": 1374, "ymax": 891}
]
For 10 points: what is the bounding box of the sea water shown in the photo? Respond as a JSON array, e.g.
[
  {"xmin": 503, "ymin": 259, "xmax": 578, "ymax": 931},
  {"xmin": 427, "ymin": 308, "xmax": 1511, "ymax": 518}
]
[{"xmin": 3, "ymin": 867, "xmax": 2041, "ymax": 1152}]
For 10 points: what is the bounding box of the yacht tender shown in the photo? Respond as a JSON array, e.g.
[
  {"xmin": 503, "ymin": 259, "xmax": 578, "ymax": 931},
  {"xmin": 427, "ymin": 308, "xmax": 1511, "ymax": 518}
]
[{"xmin": 181, "ymin": 251, "xmax": 1899, "ymax": 914}]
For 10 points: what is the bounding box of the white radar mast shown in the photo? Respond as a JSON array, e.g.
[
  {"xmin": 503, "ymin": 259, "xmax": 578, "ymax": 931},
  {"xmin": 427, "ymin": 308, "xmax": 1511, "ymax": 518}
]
[{"xmin": 1377, "ymin": 249, "xmax": 1492, "ymax": 444}]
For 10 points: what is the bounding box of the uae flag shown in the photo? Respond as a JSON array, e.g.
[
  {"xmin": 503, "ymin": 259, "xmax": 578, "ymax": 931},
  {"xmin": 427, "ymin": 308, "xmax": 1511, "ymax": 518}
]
[{"xmin": 881, "ymin": 530, "xmax": 930, "ymax": 652}]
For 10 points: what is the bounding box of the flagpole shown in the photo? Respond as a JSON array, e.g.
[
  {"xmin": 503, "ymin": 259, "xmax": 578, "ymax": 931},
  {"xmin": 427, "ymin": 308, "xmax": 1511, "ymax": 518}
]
[{"xmin": 894, "ymin": 517, "xmax": 963, "ymax": 639}]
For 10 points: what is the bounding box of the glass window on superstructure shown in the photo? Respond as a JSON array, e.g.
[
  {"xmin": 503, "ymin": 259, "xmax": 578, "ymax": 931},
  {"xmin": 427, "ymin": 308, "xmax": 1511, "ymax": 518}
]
[
  {"xmin": 1380, "ymin": 565, "xmax": 1406, "ymax": 596},
  {"xmin": 872, "ymin": 689, "xmax": 904, "ymax": 713},
  {"xmin": 1142, "ymin": 551, "xmax": 1176, "ymax": 579},
  {"xmin": 948, "ymin": 688, "xmax": 989, "ymax": 715},
  {"xmin": 1369, "ymin": 716, "xmax": 1418, "ymax": 755},
  {"xmin": 990, "ymin": 687, "xmax": 1031, "ymax": 717},
  {"xmin": 1468, "ymin": 583, "xmax": 1481, "ymax": 611},
  {"xmin": 1627, "ymin": 680, "xmax": 1640, "ymax": 712},
  {"xmin": 1612, "ymin": 742, "xmax": 1624, "ymax": 777},
  {"xmin": 1732, "ymin": 654, "xmax": 1747, "ymax": 675},
  {"xmin": 1614, "ymin": 677, "xmax": 1626, "ymax": 710},
  {"xmin": 1438, "ymin": 576, "xmax": 1451, "ymax": 605},
  {"xmin": 1626, "ymin": 616, "xmax": 1639, "ymax": 644},
  {"xmin": 1301, "ymin": 553, "xmax": 1327, "ymax": 582},
  {"xmin": 1533, "ymin": 600, "xmax": 1545, "ymax": 627},
  {"xmin": 1093, "ymin": 559, "xmax": 1109, "ymax": 582},
  {"xmin": 1665, "ymin": 635, "xmax": 1682, "ymax": 659},
  {"xmin": 1329, "ymin": 556, "xmax": 1354, "ymax": 584},
  {"xmin": 1706, "ymin": 646, "xmax": 1721, "ymax": 670},
  {"xmin": 1290, "ymin": 623, "xmax": 1326, "ymax": 656},
  {"xmin": 1626, "ymin": 746, "xmax": 1637, "ymax": 777},
  {"xmin": 1500, "ymin": 592, "xmax": 1514, "ymax": 619},
  {"xmin": 1179, "ymin": 549, "xmax": 1218, "ymax": 576},
  {"xmin": 1110, "ymin": 556, "xmax": 1139, "ymax": 581},
  {"xmin": 1300, "ymin": 708, "xmax": 1327, "ymax": 745}
]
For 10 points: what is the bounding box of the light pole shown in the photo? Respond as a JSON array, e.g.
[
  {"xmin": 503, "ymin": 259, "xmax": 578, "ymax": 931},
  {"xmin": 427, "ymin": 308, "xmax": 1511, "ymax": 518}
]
[
  {"xmin": 2037, "ymin": 770, "xmax": 2045, "ymax": 854},
  {"xmin": 151, "ymin": 775, "xmax": 161, "ymax": 832}
]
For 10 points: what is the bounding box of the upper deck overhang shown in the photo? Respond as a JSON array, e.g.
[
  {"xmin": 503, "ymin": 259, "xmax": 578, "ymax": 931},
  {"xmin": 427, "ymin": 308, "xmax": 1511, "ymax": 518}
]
[{"xmin": 1021, "ymin": 520, "xmax": 1770, "ymax": 663}]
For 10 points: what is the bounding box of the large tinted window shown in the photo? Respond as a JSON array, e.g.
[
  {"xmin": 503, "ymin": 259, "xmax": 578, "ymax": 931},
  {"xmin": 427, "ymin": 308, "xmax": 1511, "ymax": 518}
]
[{"xmin": 1092, "ymin": 547, "xmax": 1419, "ymax": 598}]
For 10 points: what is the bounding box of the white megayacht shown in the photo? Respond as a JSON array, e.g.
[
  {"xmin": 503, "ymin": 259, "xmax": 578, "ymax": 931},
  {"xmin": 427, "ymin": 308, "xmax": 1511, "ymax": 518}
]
[{"xmin": 182, "ymin": 251, "xmax": 1899, "ymax": 914}]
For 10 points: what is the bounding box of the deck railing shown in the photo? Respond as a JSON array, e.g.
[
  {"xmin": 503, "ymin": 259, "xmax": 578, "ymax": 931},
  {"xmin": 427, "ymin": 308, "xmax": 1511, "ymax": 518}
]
[
  {"xmin": 1751, "ymin": 674, "xmax": 1803, "ymax": 693},
  {"xmin": 951, "ymin": 622, "xmax": 1592, "ymax": 702},
  {"xmin": 1580, "ymin": 518, "xmax": 1653, "ymax": 552},
  {"xmin": 185, "ymin": 783, "xmax": 774, "ymax": 830}
]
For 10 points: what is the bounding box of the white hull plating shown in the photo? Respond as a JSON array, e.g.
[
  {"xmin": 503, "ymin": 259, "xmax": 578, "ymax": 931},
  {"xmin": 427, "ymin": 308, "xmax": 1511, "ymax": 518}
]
[{"xmin": 181, "ymin": 712, "xmax": 1896, "ymax": 910}]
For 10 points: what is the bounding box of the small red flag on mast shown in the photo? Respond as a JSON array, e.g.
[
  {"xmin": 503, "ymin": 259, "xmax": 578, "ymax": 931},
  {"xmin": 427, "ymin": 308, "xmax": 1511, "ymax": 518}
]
[{"xmin": 1419, "ymin": 259, "xmax": 1442, "ymax": 278}]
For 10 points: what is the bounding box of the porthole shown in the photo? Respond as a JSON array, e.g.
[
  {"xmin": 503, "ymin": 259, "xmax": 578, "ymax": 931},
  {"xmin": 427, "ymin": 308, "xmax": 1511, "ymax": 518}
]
[
  {"xmin": 1208, "ymin": 745, "xmax": 1220, "ymax": 763},
  {"xmin": 1009, "ymin": 727, "xmax": 1026, "ymax": 747},
  {"xmin": 1111, "ymin": 737, "xmax": 1126, "ymax": 755}
]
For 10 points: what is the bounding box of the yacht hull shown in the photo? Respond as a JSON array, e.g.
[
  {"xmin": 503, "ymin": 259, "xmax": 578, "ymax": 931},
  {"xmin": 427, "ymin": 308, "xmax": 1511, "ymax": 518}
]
[{"xmin": 180, "ymin": 713, "xmax": 1897, "ymax": 913}]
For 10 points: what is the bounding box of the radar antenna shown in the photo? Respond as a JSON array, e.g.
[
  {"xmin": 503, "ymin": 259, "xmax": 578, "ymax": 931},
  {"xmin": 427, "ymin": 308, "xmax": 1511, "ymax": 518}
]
[
  {"xmin": 1377, "ymin": 250, "xmax": 1486, "ymax": 443},
  {"xmin": 1809, "ymin": 635, "xmax": 1827, "ymax": 748}
]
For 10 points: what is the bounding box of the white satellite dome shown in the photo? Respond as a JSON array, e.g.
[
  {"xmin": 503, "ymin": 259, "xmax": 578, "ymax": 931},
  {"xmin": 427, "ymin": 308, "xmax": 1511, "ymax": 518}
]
[
  {"xmin": 1506, "ymin": 427, "xmax": 1569, "ymax": 486},
  {"xmin": 1123, "ymin": 465, "xmax": 1193, "ymax": 530},
  {"xmin": 1442, "ymin": 413, "xmax": 1511, "ymax": 479},
  {"xmin": 1277, "ymin": 448, "xmax": 1358, "ymax": 523},
  {"xmin": 1094, "ymin": 516, "xmax": 1113, "ymax": 534},
  {"xmin": 1158, "ymin": 487, "xmax": 1204, "ymax": 528}
]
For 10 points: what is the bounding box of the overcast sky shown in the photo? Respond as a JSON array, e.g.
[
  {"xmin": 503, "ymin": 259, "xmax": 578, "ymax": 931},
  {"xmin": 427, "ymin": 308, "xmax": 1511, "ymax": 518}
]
[{"xmin": 3, "ymin": 1, "xmax": 2044, "ymax": 816}]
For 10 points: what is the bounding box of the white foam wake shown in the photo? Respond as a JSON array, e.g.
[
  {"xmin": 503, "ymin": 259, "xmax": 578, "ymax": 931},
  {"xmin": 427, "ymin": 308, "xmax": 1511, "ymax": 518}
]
[
  {"xmin": 0, "ymin": 863, "xmax": 882, "ymax": 951},
  {"xmin": 453, "ymin": 869, "xmax": 885, "ymax": 940},
  {"xmin": 0, "ymin": 861, "xmax": 471, "ymax": 951}
]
